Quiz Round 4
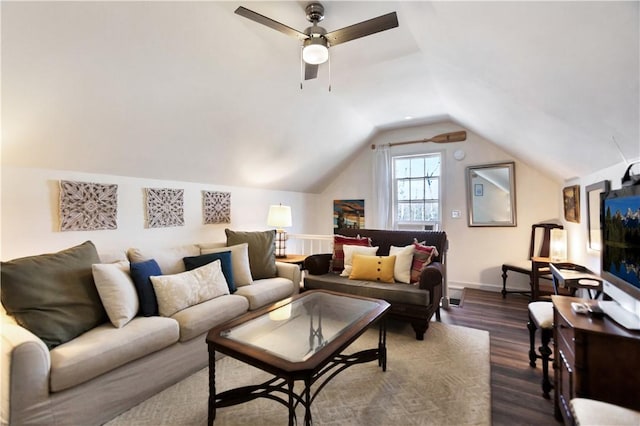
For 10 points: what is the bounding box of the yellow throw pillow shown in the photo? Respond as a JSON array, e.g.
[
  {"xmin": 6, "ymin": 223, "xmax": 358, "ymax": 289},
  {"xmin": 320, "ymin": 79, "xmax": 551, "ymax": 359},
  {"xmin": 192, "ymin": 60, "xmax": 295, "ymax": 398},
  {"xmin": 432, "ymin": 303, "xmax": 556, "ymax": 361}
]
[{"xmin": 349, "ymin": 254, "xmax": 396, "ymax": 283}]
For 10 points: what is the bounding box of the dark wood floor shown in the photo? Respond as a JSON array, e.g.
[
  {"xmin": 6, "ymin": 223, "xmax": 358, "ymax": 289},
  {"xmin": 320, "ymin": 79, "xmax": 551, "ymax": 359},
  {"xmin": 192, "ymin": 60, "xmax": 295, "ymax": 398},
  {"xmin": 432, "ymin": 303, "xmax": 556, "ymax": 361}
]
[{"xmin": 439, "ymin": 288, "xmax": 561, "ymax": 425}]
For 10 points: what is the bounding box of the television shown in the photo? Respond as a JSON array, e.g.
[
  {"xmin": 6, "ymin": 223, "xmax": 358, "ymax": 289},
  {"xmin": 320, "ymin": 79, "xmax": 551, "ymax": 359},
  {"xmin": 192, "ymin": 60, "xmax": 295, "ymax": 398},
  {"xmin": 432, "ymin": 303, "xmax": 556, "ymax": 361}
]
[{"xmin": 599, "ymin": 184, "xmax": 640, "ymax": 330}]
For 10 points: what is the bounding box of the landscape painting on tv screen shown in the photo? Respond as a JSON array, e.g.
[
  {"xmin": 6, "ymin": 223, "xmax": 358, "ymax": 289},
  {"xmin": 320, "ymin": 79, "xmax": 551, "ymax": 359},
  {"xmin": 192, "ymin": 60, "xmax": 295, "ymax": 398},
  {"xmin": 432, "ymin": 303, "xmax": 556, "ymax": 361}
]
[{"xmin": 603, "ymin": 194, "xmax": 640, "ymax": 289}]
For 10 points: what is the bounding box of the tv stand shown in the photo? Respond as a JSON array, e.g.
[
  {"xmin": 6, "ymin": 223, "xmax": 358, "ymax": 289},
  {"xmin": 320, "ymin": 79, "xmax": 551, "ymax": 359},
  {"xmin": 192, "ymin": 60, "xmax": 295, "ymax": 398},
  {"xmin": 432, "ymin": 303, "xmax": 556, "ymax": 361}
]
[
  {"xmin": 552, "ymin": 295, "xmax": 640, "ymax": 424},
  {"xmin": 598, "ymin": 300, "xmax": 640, "ymax": 330}
]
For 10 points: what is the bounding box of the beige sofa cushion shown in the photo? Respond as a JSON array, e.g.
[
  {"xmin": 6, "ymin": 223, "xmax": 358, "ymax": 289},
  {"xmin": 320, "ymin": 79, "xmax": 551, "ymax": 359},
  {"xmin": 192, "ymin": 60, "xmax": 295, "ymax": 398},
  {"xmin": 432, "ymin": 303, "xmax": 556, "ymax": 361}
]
[
  {"xmin": 200, "ymin": 243, "xmax": 253, "ymax": 287},
  {"xmin": 171, "ymin": 294, "xmax": 249, "ymax": 342},
  {"xmin": 235, "ymin": 278, "xmax": 295, "ymax": 310},
  {"xmin": 50, "ymin": 317, "xmax": 179, "ymax": 392},
  {"xmin": 92, "ymin": 261, "xmax": 139, "ymax": 328},
  {"xmin": 127, "ymin": 245, "xmax": 200, "ymax": 275}
]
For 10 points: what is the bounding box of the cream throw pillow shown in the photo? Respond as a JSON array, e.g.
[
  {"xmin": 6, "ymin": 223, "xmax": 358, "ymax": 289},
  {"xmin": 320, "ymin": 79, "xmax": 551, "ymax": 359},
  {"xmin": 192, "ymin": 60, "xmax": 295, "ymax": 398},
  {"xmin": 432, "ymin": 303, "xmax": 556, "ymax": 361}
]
[
  {"xmin": 150, "ymin": 260, "xmax": 229, "ymax": 317},
  {"xmin": 201, "ymin": 243, "xmax": 253, "ymax": 286},
  {"xmin": 389, "ymin": 244, "xmax": 415, "ymax": 284},
  {"xmin": 340, "ymin": 245, "xmax": 379, "ymax": 277},
  {"xmin": 92, "ymin": 261, "xmax": 139, "ymax": 328}
]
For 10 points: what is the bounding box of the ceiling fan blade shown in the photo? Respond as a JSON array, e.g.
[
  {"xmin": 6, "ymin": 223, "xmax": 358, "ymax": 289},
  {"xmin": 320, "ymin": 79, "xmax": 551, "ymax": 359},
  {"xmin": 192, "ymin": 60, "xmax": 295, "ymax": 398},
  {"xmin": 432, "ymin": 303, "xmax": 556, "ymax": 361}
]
[
  {"xmin": 235, "ymin": 6, "xmax": 308, "ymax": 41},
  {"xmin": 325, "ymin": 12, "xmax": 398, "ymax": 46},
  {"xmin": 304, "ymin": 63, "xmax": 319, "ymax": 80}
]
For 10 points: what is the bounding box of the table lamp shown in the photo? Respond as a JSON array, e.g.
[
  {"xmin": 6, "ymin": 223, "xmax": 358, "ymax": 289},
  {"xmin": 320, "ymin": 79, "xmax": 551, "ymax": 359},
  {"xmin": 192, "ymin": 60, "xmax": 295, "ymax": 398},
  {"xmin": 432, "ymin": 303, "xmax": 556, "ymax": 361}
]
[
  {"xmin": 550, "ymin": 228, "xmax": 568, "ymax": 262},
  {"xmin": 267, "ymin": 204, "xmax": 292, "ymax": 258}
]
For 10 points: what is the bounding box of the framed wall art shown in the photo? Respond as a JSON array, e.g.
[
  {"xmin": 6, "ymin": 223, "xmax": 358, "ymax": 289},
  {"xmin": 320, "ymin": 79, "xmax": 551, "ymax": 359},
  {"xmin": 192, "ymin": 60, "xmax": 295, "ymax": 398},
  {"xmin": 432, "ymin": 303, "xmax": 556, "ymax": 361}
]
[
  {"xmin": 563, "ymin": 185, "xmax": 581, "ymax": 223},
  {"xmin": 333, "ymin": 199, "xmax": 365, "ymax": 229},
  {"xmin": 145, "ymin": 188, "xmax": 184, "ymax": 228},
  {"xmin": 585, "ymin": 180, "xmax": 610, "ymax": 250},
  {"xmin": 203, "ymin": 191, "xmax": 231, "ymax": 224},
  {"xmin": 59, "ymin": 180, "xmax": 118, "ymax": 231}
]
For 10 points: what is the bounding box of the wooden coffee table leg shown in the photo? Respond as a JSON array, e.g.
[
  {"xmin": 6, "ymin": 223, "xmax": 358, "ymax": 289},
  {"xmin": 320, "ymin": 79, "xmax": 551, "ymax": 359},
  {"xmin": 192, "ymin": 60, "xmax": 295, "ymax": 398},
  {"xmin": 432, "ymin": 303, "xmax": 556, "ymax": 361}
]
[
  {"xmin": 208, "ymin": 347, "xmax": 216, "ymax": 426},
  {"xmin": 378, "ymin": 319, "xmax": 387, "ymax": 372},
  {"xmin": 303, "ymin": 377, "xmax": 312, "ymax": 426}
]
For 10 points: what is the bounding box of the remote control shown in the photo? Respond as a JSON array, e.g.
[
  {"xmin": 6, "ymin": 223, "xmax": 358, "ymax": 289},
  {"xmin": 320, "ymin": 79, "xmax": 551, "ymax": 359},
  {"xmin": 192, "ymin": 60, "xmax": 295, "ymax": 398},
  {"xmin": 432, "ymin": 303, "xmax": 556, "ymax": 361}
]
[{"xmin": 571, "ymin": 302, "xmax": 588, "ymax": 315}]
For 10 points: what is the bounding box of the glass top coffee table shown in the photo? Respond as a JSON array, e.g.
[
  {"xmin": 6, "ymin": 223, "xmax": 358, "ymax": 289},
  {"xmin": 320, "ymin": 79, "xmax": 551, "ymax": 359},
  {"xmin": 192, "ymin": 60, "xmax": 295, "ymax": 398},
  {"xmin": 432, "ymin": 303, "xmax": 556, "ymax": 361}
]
[{"xmin": 206, "ymin": 290, "xmax": 390, "ymax": 426}]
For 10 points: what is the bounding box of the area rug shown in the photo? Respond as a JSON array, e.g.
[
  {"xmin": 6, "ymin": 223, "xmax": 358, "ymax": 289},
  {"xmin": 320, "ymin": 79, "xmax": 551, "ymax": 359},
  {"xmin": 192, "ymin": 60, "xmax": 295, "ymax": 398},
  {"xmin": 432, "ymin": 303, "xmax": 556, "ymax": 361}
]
[{"xmin": 106, "ymin": 321, "xmax": 491, "ymax": 426}]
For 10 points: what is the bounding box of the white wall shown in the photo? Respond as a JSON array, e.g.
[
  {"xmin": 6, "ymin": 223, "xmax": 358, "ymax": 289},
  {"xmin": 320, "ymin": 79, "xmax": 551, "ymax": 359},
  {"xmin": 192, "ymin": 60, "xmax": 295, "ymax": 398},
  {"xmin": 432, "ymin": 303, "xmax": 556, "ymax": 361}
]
[
  {"xmin": 1, "ymin": 166, "xmax": 313, "ymax": 261},
  {"xmin": 312, "ymin": 121, "xmax": 562, "ymax": 293}
]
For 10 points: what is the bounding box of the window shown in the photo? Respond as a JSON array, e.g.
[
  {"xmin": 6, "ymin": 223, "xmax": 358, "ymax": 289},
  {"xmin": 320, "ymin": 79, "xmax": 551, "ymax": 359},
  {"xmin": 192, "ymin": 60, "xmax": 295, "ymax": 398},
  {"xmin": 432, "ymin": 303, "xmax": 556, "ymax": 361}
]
[{"xmin": 392, "ymin": 153, "xmax": 441, "ymax": 230}]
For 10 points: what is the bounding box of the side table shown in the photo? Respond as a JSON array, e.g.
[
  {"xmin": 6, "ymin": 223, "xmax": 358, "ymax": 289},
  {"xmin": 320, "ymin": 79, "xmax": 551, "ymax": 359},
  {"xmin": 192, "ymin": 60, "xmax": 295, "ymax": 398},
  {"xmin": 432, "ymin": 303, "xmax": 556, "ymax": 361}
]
[
  {"xmin": 276, "ymin": 254, "xmax": 307, "ymax": 268},
  {"xmin": 276, "ymin": 254, "xmax": 308, "ymax": 291}
]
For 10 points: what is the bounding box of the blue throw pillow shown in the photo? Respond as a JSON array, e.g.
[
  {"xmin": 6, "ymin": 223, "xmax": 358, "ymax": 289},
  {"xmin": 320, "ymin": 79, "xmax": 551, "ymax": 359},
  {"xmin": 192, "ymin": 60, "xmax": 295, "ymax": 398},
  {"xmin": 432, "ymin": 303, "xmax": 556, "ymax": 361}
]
[
  {"xmin": 183, "ymin": 252, "xmax": 236, "ymax": 293},
  {"xmin": 129, "ymin": 259, "xmax": 162, "ymax": 316}
]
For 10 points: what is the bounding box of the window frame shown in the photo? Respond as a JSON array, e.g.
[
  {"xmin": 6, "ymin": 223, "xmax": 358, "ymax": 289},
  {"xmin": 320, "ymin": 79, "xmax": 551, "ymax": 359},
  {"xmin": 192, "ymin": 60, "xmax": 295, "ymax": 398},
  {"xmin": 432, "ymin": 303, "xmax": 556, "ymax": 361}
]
[{"xmin": 391, "ymin": 151, "xmax": 443, "ymax": 230}]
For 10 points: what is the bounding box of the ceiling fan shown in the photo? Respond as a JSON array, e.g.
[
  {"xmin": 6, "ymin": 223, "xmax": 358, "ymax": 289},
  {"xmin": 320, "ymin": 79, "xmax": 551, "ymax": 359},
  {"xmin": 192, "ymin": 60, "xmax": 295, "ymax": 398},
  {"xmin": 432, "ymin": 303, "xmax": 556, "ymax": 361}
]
[{"xmin": 235, "ymin": 2, "xmax": 399, "ymax": 81}]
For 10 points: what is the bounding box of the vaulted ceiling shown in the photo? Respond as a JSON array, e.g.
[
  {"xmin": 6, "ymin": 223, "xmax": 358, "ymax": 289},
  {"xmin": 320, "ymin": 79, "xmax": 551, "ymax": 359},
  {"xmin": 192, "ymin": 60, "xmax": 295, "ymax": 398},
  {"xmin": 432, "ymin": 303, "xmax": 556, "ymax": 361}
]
[{"xmin": 2, "ymin": 1, "xmax": 638, "ymax": 193}]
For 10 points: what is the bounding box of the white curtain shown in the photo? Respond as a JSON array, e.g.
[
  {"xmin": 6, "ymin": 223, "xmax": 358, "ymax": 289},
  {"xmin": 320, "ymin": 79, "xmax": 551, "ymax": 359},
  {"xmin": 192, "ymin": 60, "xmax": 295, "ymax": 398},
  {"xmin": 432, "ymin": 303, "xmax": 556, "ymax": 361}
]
[{"xmin": 373, "ymin": 145, "xmax": 392, "ymax": 229}]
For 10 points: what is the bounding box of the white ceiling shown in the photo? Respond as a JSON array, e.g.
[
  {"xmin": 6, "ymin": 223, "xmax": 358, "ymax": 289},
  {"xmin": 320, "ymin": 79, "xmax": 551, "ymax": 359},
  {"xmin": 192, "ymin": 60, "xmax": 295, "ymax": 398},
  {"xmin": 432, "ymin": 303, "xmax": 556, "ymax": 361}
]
[{"xmin": 2, "ymin": 1, "xmax": 638, "ymax": 193}]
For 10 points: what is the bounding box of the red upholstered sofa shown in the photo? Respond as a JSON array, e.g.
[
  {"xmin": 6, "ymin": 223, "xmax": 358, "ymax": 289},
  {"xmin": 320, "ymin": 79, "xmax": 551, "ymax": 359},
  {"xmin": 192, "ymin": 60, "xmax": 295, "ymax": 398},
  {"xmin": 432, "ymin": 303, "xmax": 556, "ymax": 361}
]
[{"xmin": 304, "ymin": 229, "xmax": 447, "ymax": 340}]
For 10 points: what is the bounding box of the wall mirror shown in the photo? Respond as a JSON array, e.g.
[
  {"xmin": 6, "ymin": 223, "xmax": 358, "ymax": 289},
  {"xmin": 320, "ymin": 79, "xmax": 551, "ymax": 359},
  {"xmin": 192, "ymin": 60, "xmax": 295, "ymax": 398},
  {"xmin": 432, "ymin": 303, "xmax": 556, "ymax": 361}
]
[
  {"xmin": 585, "ymin": 180, "xmax": 610, "ymax": 250},
  {"xmin": 466, "ymin": 162, "xmax": 517, "ymax": 227}
]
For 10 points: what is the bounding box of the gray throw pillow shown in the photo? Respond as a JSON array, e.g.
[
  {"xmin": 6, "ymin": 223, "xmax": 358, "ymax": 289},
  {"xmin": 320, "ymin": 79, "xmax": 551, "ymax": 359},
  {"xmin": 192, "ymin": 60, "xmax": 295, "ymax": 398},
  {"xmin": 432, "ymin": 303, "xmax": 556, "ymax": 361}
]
[
  {"xmin": 0, "ymin": 241, "xmax": 107, "ymax": 349},
  {"xmin": 225, "ymin": 229, "xmax": 277, "ymax": 280}
]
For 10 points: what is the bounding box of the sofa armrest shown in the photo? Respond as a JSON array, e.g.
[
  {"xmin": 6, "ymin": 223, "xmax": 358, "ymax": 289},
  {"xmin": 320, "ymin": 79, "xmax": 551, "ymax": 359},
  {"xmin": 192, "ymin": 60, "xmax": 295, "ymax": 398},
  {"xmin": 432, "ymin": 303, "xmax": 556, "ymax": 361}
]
[
  {"xmin": 304, "ymin": 254, "xmax": 332, "ymax": 275},
  {"xmin": 1, "ymin": 321, "xmax": 51, "ymax": 425},
  {"xmin": 275, "ymin": 262, "xmax": 301, "ymax": 295},
  {"xmin": 418, "ymin": 261, "xmax": 444, "ymax": 306}
]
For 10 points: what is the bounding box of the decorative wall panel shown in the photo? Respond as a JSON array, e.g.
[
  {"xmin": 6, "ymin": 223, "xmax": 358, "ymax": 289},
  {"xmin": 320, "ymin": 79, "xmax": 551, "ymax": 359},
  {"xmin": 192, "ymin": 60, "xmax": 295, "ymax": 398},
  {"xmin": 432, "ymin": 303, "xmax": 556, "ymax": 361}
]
[
  {"xmin": 202, "ymin": 191, "xmax": 231, "ymax": 224},
  {"xmin": 59, "ymin": 180, "xmax": 118, "ymax": 231},
  {"xmin": 145, "ymin": 188, "xmax": 184, "ymax": 228}
]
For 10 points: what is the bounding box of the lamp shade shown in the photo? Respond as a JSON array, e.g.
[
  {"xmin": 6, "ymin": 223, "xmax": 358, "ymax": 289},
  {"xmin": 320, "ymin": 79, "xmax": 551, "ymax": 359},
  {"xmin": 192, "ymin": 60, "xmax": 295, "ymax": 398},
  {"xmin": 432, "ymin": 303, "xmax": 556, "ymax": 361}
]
[
  {"xmin": 302, "ymin": 37, "xmax": 329, "ymax": 65},
  {"xmin": 550, "ymin": 228, "xmax": 568, "ymax": 262},
  {"xmin": 267, "ymin": 205, "xmax": 292, "ymax": 228}
]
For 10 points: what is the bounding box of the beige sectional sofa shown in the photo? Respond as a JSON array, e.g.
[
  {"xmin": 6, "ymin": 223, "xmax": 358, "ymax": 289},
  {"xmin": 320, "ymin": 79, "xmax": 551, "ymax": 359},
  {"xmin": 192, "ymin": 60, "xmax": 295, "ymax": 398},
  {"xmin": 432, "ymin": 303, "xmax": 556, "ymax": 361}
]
[{"xmin": 0, "ymin": 237, "xmax": 300, "ymax": 425}]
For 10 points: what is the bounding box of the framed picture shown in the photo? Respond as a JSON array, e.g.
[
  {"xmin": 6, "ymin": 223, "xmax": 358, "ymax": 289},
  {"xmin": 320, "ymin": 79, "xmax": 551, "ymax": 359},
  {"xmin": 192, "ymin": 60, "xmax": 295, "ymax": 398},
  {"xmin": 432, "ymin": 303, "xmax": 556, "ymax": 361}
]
[
  {"xmin": 585, "ymin": 180, "xmax": 610, "ymax": 250},
  {"xmin": 474, "ymin": 183, "xmax": 484, "ymax": 197},
  {"xmin": 563, "ymin": 185, "xmax": 581, "ymax": 223},
  {"xmin": 333, "ymin": 199, "xmax": 365, "ymax": 229}
]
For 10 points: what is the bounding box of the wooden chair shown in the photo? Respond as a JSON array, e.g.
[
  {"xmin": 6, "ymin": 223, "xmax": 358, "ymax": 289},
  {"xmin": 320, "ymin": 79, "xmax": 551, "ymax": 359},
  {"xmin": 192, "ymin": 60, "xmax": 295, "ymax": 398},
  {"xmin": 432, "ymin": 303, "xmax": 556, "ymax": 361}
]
[
  {"xmin": 501, "ymin": 223, "xmax": 563, "ymax": 300},
  {"xmin": 527, "ymin": 301, "xmax": 554, "ymax": 399}
]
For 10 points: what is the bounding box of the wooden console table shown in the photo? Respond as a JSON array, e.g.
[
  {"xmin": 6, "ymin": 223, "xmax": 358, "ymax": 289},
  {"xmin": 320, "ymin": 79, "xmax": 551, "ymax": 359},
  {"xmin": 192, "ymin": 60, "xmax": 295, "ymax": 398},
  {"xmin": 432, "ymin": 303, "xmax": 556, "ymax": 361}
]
[{"xmin": 552, "ymin": 295, "xmax": 640, "ymax": 424}]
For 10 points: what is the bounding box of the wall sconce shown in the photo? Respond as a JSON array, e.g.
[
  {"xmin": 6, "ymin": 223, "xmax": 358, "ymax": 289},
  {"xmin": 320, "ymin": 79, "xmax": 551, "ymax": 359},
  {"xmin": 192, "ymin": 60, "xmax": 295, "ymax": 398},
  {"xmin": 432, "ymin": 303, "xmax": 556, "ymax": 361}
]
[
  {"xmin": 550, "ymin": 228, "xmax": 568, "ymax": 262},
  {"xmin": 267, "ymin": 204, "xmax": 292, "ymax": 258}
]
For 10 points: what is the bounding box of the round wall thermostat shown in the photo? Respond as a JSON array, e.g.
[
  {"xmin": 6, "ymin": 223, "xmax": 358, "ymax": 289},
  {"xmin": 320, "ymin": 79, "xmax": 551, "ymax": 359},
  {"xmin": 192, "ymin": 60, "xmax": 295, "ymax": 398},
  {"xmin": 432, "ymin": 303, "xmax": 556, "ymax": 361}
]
[{"xmin": 453, "ymin": 149, "xmax": 466, "ymax": 161}]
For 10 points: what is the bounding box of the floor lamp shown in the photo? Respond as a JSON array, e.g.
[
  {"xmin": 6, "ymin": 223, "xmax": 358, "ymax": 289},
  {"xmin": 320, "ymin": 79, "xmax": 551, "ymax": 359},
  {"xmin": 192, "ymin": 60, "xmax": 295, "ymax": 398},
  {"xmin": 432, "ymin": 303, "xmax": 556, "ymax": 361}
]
[{"xmin": 268, "ymin": 204, "xmax": 292, "ymax": 258}]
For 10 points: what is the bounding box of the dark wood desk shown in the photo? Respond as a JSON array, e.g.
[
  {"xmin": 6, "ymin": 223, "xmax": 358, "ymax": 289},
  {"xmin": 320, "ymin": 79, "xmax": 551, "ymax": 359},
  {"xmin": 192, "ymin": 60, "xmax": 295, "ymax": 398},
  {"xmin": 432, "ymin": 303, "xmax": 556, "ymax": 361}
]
[{"xmin": 552, "ymin": 296, "xmax": 640, "ymax": 424}]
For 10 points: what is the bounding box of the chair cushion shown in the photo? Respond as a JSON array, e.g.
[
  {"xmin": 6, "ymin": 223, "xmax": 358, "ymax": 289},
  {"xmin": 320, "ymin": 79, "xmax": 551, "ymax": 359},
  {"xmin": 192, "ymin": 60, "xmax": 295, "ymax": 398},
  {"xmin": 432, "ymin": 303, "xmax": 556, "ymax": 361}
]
[
  {"xmin": 528, "ymin": 301, "xmax": 554, "ymax": 328},
  {"xmin": 571, "ymin": 398, "xmax": 640, "ymax": 426},
  {"xmin": 305, "ymin": 273, "xmax": 430, "ymax": 306},
  {"xmin": 50, "ymin": 316, "xmax": 179, "ymax": 392}
]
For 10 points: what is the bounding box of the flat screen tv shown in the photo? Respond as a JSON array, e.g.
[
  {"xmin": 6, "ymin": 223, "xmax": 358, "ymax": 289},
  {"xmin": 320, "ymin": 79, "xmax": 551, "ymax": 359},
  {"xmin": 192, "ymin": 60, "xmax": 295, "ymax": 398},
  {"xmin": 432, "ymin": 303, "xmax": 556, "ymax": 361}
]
[{"xmin": 600, "ymin": 184, "xmax": 640, "ymax": 329}]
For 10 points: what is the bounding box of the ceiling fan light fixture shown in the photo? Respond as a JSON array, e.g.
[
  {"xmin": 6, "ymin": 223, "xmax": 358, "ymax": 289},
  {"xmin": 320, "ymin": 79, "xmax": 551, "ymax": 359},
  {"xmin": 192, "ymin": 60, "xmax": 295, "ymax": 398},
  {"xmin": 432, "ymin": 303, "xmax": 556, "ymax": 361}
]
[{"xmin": 303, "ymin": 37, "xmax": 329, "ymax": 65}]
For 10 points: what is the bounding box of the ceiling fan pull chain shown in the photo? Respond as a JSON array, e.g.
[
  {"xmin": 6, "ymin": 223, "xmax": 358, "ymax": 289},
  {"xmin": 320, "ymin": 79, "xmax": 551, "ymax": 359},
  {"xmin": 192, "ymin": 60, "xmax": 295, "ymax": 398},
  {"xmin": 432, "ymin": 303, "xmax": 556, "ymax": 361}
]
[
  {"xmin": 300, "ymin": 46, "xmax": 304, "ymax": 90},
  {"xmin": 328, "ymin": 52, "xmax": 331, "ymax": 92}
]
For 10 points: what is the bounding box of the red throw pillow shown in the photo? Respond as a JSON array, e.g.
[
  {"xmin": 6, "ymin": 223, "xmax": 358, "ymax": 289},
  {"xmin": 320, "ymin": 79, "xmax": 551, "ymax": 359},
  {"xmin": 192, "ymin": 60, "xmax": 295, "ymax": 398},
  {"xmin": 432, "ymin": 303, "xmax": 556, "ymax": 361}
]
[
  {"xmin": 332, "ymin": 235, "xmax": 371, "ymax": 272},
  {"xmin": 410, "ymin": 242, "xmax": 439, "ymax": 283}
]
